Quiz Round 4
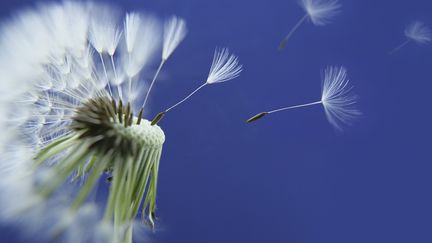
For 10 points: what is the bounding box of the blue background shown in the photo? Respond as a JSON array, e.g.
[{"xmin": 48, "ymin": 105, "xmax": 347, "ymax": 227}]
[{"xmin": 1, "ymin": 0, "xmax": 432, "ymax": 242}]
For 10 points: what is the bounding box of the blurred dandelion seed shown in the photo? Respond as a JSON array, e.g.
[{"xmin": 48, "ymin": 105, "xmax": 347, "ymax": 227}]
[
  {"xmin": 389, "ymin": 21, "xmax": 432, "ymax": 54},
  {"xmin": 0, "ymin": 2, "xmax": 241, "ymax": 243},
  {"xmin": 247, "ymin": 66, "xmax": 360, "ymax": 131},
  {"xmin": 142, "ymin": 16, "xmax": 187, "ymax": 111},
  {"xmin": 278, "ymin": 0, "xmax": 341, "ymax": 50}
]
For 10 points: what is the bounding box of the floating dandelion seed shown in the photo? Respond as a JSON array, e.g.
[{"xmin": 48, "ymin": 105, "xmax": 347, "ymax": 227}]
[
  {"xmin": 151, "ymin": 48, "xmax": 242, "ymax": 125},
  {"xmin": 278, "ymin": 0, "xmax": 341, "ymax": 50},
  {"xmin": 247, "ymin": 66, "xmax": 360, "ymax": 131},
  {"xmin": 389, "ymin": 21, "xmax": 432, "ymax": 54},
  {"xmin": 0, "ymin": 2, "xmax": 241, "ymax": 243}
]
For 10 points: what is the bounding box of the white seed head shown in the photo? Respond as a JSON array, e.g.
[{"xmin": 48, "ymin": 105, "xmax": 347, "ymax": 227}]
[
  {"xmin": 0, "ymin": 2, "xmax": 167, "ymax": 242},
  {"xmin": 299, "ymin": 0, "xmax": 341, "ymax": 26},
  {"xmin": 321, "ymin": 66, "xmax": 361, "ymax": 131},
  {"xmin": 404, "ymin": 21, "xmax": 432, "ymax": 44},
  {"xmin": 206, "ymin": 48, "xmax": 243, "ymax": 84},
  {"xmin": 0, "ymin": 2, "xmax": 241, "ymax": 242},
  {"xmin": 162, "ymin": 16, "xmax": 187, "ymax": 60}
]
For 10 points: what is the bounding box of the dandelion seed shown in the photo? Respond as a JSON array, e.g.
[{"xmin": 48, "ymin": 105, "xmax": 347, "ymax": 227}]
[
  {"xmin": 247, "ymin": 66, "xmax": 360, "ymax": 131},
  {"xmin": 142, "ymin": 16, "xmax": 187, "ymax": 111},
  {"xmin": 0, "ymin": 2, "xmax": 241, "ymax": 243},
  {"xmin": 389, "ymin": 21, "xmax": 432, "ymax": 54},
  {"xmin": 162, "ymin": 16, "xmax": 187, "ymax": 61},
  {"xmin": 124, "ymin": 13, "xmax": 142, "ymax": 54},
  {"xmin": 151, "ymin": 48, "xmax": 242, "ymax": 125},
  {"xmin": 278, "ymin": 0, "xmax": 341, "ymax": 50},
  {"xmin": 88, "ymin": 6, "xmax": 122, "ymax": 97},
  {"xmin": 122, "ymin": 14, "xmax": 161, "ymax": 102}
]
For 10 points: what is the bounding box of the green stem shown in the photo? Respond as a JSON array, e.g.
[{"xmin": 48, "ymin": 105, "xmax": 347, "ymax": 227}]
[
  {"xmin": 71, "ymin": 153, "xmax": 110, "ymax": 211},
  {"xmin": 103, "ymin": 158, "xmax": 123, "ymax": 221},
  {"xmin": 124, "ymin": 226, "xmax": 133, "ymax": 243},
  {"xmin": 34, "ymin": 134, "xmax": 78, "ymax": 168},
  {"xmin": 39, "ymin": 143, "xmax": 91, "ymax": 197},
  {"xmin": 132, "ymin": 150, "xmax": 154, "ymax": 217}
]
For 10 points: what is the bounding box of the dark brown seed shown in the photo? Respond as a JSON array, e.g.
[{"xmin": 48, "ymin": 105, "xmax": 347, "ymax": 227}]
[
  {"xmin": 246, "ymin": 112, "xmax": 268, "ymax": 123},
  {"xmin": 137, "ymin": 108, "xmax": 144, "ymax": 125},
  {"xmin": 151, "ymin": 111, "xmax": 166, "ymax": 126}
]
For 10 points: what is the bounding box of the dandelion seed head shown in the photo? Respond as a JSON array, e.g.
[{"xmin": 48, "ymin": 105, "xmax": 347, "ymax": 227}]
[
  {"xmin": 0, "ymin": 1, "xmax": 240, "ymax": 242},
  {"xmin": 321, "ymin": 66, "xmax": 361, "ymax": 131},
  {"xmin": 299, "ymin": 0, "xmax": 341, "ymax": 26},
  {"xmin": 0, "ymin": 2, "xmax": 167, "ymax": 242},
  {"xmin": 404, "ymin": 21, "xmax": 432, "ymax": 44}
]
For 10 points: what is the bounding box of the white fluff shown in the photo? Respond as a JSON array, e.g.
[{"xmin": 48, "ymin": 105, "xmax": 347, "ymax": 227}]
[
  {"xmin": 321, "ymin": 66, "xmax": 361, "ymax": 131},
  {"xmin": 123, "ymin": 14, "xmax": 161, "ymax": 78},
  {"xmin": 0, "ymin": 2, "xmax": 164, "ymax": 242},
  {"xmin": 404, "ymin": 21, "xmax": 432, "ymax": 44},
  {"xmin": 162, "ymin": 16, "xmax": 187, "ymax": 60},
  {"xmin": 88, "ymin": 5, "xmax": 122, "ymax": 55},
  {"xmin": 300, "ymin": 0, "xmax": 341, "ymax": 26},
  {"xmin": 124, "ymin": 12, "xmax": 142, "ymax": 53},
  {"xmin": 0, "ymin": 2, "xmax": 242, "ymax": 242},
  {"xmin": 206, "ymin": 48, "xmax": 243, "ymax": 84}
]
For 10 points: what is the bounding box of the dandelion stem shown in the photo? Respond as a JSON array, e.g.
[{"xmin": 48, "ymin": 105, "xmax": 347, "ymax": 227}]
[
  {"xmin": 279, "ymin": 14, "xmax": 308, "ymax": 50},
  {"xmin": 128, "ymin": 76, "xmax": 132, "ymax": 102},
  {"xmin": 389, "ymin": 39, "xmax": 411, "ymax": 55},
  {"xmin": 71, "ymin": 154, "xmax": 109, "ymax": 211},
  {"xmin": 165, "ymin": 82, "xmax": 207, "ymax": 112},
  {"xmin": 267, "ymin": 100, "xmax": 322, "ymax": 113},
  {"xmin": 142, "ymin": 59, "xmax": 166, "ymax": 110},
  {"xmin": 150, "ymin": 82, "xmax": 207, "ymax": 125},
  {"xmin": 99, "ymin": 52, "xmax": 113, "ymax": 97},
  {"xmin": 247, "ymin": 100, "xmax": 322, "ymax": 123},
  {"xmin": 136, "ymin": 151, "xmax": 157, "ymax": 226},
  {"xmin": 128, "ymin": 55, "xmax": 132, "ymax": 102},
  {"xmin": 39, "ymin": 143, "xmax": 91, "ymax": 197},
  {"xmin": 124, "ymin": 227, "xmax": 133, "ymax": 243},
  {"xmin": 34, "ymin": 134, "xmax": 78, "ymax": 167},
  {"xmin": 110, "ymin": 54, "xmax": 123, "ymax": 100},
  {"xmin": 103, "ymin": 160, "xmax": 122, "ymax": 221}
]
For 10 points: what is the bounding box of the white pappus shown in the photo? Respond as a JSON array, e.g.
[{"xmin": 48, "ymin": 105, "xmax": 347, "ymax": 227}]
[
  {"xmin": 389, "ymin": 21, "xmax": 432, "ymax": 54},
  {"xmin": 279, "ymin": 0, "xmax": 341, "ymax": 50}
]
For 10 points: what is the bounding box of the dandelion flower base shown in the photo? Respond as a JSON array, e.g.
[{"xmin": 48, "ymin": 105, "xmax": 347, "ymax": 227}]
[{"xmin": 35, "ymin": 97, "xmax": 165, "ymax": 242}]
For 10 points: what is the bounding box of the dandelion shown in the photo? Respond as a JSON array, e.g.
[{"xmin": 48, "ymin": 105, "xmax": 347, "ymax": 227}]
[
  {"xmin": 150, "ymin": 48, "xmax": 243, "ymax": 125},
  {"xmin": 278, "ymin": 0, "xmax": 341, "ymax": 50},
  {"xmin": 389, "ymin": 21, "xmax": 432, "ymax": 54},
  {"xmin": 247, "ymin": 66, "xmax": 360, "ymax": 131},
  {"xmin": 0, "ymin": 2, "xmax": 241, "ymax": 243}
]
